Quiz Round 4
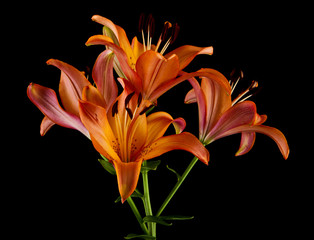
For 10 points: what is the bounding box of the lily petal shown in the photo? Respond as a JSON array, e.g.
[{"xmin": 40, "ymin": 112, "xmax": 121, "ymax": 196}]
[
  {"xmin": 92, "ymin": 15, "xmax": 136, "ymax": 67},
  {"xmin": 200, "ymin": 76, "xmax": 232, "ymax": 136},
  {"xmin": 40, "ymin": 116, "xmax": 55, "ymax": 136},
  {"xmin": 165, "ymin": 45, "xmax": 213, "ymax": 70},
  {"xmin": 113, "ymin": 160, "xmax": 142, "ymax": 203},
  {"xmin": 184, "ymin": 88, "xmax": 197, "ymax": 104},
  {"xmin": 150, "ymin": 68, "xmax": 231, "ymax": 103},
  {"xmin": 27, "ymin": 83, "xmax": 89, "ymax": 138},
  {"xmin": 131, "ymin": 36, "xmax": 144, "ymax": 62},
  {"xmin": 127, "ymin": 114, "xmax": 148, "ymax": 160},
  {"xmin": 92, "ymin": 49, "xmax": 118, "ymax": 107},
  {"xmin": 235, "ymin": 132, "xmax": 256, "ymax": 156},
  {"xmin": 141, "ymin": 132, "xmax": 209, "ymax": 165},
  {"xmin": 135, "ymin": 50, "xmax": 180, "ymax": 100},
  {"xmin": 146, "ymin": 112, "xmax": 186, "ymax": 145},
  {"xmin": 82, "ymin": 85, "xmax": 106, "ymax": 109},
  {"xmin": 205, "ymin": 101, "xmax": 257, "ymax": 143},
  {"xmin": 186, "ymin": 77, "xmax": 208, "ymax": 141},
  {"xmin": 47, "ymin": 59, "xmax": 91, "ymax": 116},
  {"xmin": 223, "ymin": 125, "xmax": 290, "ymax": 160},
  {"xmin": 86, "ymin": 35, "xmax": 142, "ymax": 91},
  {"xmin": 78, "ymin": 100, "xmax": 120, "ymax": 161},
  {"xmin": 92, "ymin": 15, "xmax": 120, "ymax": 44}
]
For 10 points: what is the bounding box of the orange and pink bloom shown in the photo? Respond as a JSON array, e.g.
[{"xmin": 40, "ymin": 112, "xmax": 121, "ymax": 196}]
[{"xmin": 185, "ymin": 69, "xmax": 289, "ymax": 159}]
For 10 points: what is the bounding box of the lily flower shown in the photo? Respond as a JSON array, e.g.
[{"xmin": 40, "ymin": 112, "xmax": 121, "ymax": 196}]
[
  {"xmin": 27, "ymin": 49, "xmax": 118, "ymax": 137},
  {"xmin": 86, "ymin": 14, "xmax": 213, "ymax": 104},
  {"xmin": 184, "ymin": 69, "xmax": 290, "ymax": 159},
  {"xmin": 78, "ymin": 87, "xmax": 209, "ymax": 202}
]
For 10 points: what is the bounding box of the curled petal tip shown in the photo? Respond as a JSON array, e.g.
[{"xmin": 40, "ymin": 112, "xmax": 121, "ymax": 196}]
[
  {"xmin": 91, "ymin": 15, "xmax": 99, "ymax": 21},
  {"xmin": 46, "ymin": 59, "xmax": 54, "ymax": 65},
  {"xmin": 202, "ymin": 46, "xmax": 214, "ymax": 55}
]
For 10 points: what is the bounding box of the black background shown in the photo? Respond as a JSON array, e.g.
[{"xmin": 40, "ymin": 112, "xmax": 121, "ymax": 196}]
[{"xmin": 7, "ymin": 1, "xmax": 310, "ymax": 239}]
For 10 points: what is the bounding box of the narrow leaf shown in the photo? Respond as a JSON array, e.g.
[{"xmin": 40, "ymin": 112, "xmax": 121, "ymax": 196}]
[
  {"xmin": 143, "ymin": 216, "xmax": 173, "ymax": 226},
  {"xmin": 160, "ymin": 215, "xmax": 194, "ymax": 221},
  {"xmin": 124, "ymin": 233, "xmax": 156, "ymax": 239},
  {"xmin": 98, "ymin": 158, "xmax": 116, "ymax": 175},
  {"xmin": 141, "ymin": 160, "xmax": 161, "ymax": 173}
]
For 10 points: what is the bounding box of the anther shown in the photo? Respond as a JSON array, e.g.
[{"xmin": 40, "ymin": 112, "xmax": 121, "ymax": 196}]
[
  {"xmin": 231, "ymin": 80, "xmax": 260, "ymax": 106},
  {"xmin": 112, "ymin": 100, "xmax": 119, "ymax": 117},
  {"xmin": 170, "ymin": 23, "xmax": 180, "ymax": 44},
  {"xmin": 124, "ymin": 92, "xmax": 135, "ymax": 108},
  {"xmin": 126, "ymin": 107, "xmax": 133, "ymax": 119},
  {"xmin": 137, "ymin": 92, "xmax": 142, "ymax": 107},
  {"xmin": 161, "ymin": 21, "xmax": 172, "ymax": 42},
  {"xmin": 138, "ymin": 13, "xmax": 145, "ymax": 33},
  {"xmin": 146, "ymin": 14, "xmax": 155, "ymax": 37},
  {"xmin": 230, "ymin": 68, "xmax": 244, "ymax": 94},
  {"xmin": 249, "ymin": 80, "xmax": 258, "ymax": 90},
  {"xmin": 230, "ymin": 68, "xmax": 244, "ymax": 84}
]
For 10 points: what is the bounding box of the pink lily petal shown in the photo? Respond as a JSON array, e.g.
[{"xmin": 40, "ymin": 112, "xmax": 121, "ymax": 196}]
[
  {"xmin": 184, "ymin": 88, "xmax": 197, "ymax": 104},
  {"xmin": 172, "ymin": 117, "xmax": 186, "ymax": 134},
  {"xmin": 27, "ymin": 83, "xmax": 89, "ymax": 138},
  {"xmin": 235, "ymin": 132, "xmax": 256, "ymax": 156},
  {"xmin": 92, "ymin": 49, "xmax": 118, "ymax": 107},
  {"xmin": 200, "ymin": 76, "xmax": 232, "ymax": 137},
  {"xmin": 205, "ymin": 101, "xmax": 257, "ymax": 143},
  {"xmin": 165, "ymin": 45, "xmax": 213, "ymax": 70},
  {"xmin": 185, "ymin": 77, "xmax": 207, "ymax": 140},
  {"xmin": 223, "ymin": 125, "xmax": 290, "ymax": 160},
  {"xmin": 47, "ymin": 59, "xmax": 91, "ymax": 116},
  {"xmin": 86, "ymin": 35, "xmax": 142, "ymax": 91},
  {"xmin": 40, "ymin": 116, "xmax": 55, "ymax": 136}
]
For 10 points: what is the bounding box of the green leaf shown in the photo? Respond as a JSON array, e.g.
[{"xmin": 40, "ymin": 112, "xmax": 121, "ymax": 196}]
[
  {"xmin": 166, "ymin": 165, "xmax": 181, "ymax": 181},
  {"xmin": 98, "ymin": 158, "xmax": 116, "ymax": 175},
  {"xmin": 143, "ymin": 216, "xmax": 173, "ymax": 227},
  {"xmin": 124, "ymin": 233, "xmax": 156, "ymax": 239},
  {"xmin": 160, "ymin": 215, "xmax": 194, "ymax": 221},
  {"xmin": 141, "ymin": 160, "xmax": 161, "ymax": 173}
]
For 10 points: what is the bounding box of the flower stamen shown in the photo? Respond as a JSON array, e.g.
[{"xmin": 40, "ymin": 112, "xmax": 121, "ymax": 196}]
[
  {"xmin": 138, "ymin": 14, "xmax": 179, "ymax": 55},
  {"xmin": 232, "ymin": 80, "xmax": 259, "ymax": 106},
  {"xmin": 160, "ymin": 23, "xmax": 180, "ymax": 55},
  {"xmin": 155, "ymin": 21, "xmax": 172, "ymax": 52}
]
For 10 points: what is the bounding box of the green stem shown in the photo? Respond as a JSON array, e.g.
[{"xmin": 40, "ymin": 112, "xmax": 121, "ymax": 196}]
[
  {"xmin": 156, "ymin": 156, "xmax": 199, "ymax": 217},
  {"xmin": 142, "ymin": 161, "xmax": 156, "ymax": 237},
  {"xmin": 127, "ymin": 197, "xmax": 149, "ymax": 235}
]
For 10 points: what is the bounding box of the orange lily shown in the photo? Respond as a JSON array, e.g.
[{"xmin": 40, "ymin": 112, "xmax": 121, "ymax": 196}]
[
  {"xmin": 78, "ymin": 87, "xmax": 209, "ymax": 203},
  {"xmin": 27, "ymin": 49, "xmax": 118, "ymax": 137},
  {"xmin": 86, "ymin": 15, "xmax": 213, "ymax": 103},
  {"xmin": 185, "ymin": 69, "xmax": 290, "ymax": 159}
]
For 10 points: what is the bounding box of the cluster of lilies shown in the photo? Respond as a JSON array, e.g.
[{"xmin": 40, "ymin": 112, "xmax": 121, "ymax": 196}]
[{"xmin": 27, "ymin": 14, "xmax": 289, "ymax": 238}]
